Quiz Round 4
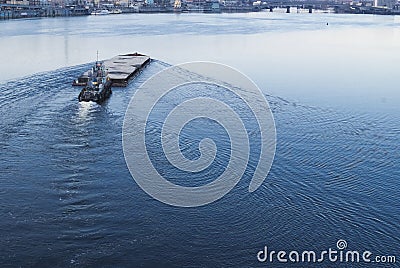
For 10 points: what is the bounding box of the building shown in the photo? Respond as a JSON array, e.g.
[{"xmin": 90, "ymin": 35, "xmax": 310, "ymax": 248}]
[
  {"xmin": 6, "ymin": 0, "xmax": 29, "ymax": 4},
  {"xmin": 374, "ymin": 0, "xmax": 397, "ymax": 7}
]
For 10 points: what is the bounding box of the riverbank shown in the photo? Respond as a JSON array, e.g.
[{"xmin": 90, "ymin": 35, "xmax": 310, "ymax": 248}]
[{"xmin": 2, "ymin": 1, "xmax": 400, "ymax": 20}]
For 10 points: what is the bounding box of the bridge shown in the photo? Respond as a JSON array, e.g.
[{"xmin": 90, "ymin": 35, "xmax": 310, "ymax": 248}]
[{"xmin": 260, "ymin": 0, "xmax": 339, "ymax": 13}]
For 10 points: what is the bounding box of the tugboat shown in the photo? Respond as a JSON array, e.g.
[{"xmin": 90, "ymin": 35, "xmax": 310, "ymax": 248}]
[{"xmin": 78, "ymin": 61, "xmax": 112, "ymax": 103}]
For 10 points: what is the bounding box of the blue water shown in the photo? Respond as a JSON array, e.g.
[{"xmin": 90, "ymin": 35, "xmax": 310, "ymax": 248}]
[{"xmin": 1, "ymin": 12, "xmax": 399, "ymax": 267}]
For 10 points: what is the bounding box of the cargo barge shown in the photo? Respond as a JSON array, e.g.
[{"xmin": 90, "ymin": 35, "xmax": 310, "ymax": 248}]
[
  {"xmin": 73, "ymin": 52, "xmax": 150, "ymax": 103},
  {"xmin": 73, "ymin": 52, "xmax": 151, "ymax": 87}
]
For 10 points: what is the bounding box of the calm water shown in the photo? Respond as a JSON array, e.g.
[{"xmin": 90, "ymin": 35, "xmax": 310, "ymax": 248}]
[{"xmin": 1, "ymin": 12, "xmax": 399, "ymax": 267}]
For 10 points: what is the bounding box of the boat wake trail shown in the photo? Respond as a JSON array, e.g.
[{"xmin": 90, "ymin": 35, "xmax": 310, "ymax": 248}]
[{"xmin": 0, "ymin": 64, "xmax": 90, "ymax": 145}]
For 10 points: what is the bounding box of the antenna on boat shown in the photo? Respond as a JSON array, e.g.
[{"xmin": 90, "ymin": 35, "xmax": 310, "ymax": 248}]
[{"xmin": 96, "ymin": 50, "xmax": 99, "ymax": 62}]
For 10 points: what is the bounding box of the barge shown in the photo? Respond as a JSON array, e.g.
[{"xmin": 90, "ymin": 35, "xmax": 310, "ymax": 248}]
[{"xmin": 73, "ymin": 52, "xmax": 151, "ymax": 87}]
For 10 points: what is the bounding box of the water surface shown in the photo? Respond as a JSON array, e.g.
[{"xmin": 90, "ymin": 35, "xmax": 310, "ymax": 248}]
[{"xmin": 0, "ymin": 12, "xmax": 399, "ymax": 267}]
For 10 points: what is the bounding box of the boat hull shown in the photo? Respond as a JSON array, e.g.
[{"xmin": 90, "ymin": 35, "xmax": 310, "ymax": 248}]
[{"xmin": 78, "ymin": 80, "xmax": 113, "ymax": 103}]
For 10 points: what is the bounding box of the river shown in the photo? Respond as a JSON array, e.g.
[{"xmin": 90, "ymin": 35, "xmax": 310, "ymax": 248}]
[{"xmin": 0, "ymin": 12, "xmax": 399, "ymax": 267}]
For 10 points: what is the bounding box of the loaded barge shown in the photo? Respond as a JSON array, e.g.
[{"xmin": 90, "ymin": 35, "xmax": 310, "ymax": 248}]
[{"xmin": 73, "ymin": 52, "xmax": 150, "ymax": 102}]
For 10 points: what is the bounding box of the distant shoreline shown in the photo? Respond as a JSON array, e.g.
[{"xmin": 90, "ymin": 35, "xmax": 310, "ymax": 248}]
[{"xmin": 1, "ymin": 2, "xmax": 400, "ymax": 21}]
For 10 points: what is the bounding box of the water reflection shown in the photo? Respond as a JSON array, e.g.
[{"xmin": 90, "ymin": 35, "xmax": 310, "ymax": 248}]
[{"xmin": 77, "ymin": 101, "xmax": 95, "ymax": 121}]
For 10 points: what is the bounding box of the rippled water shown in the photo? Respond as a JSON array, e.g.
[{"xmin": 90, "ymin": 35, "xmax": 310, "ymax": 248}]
[{"xmin": 1, "ymin": 13, "xmax": 399, "ymax": 267}]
